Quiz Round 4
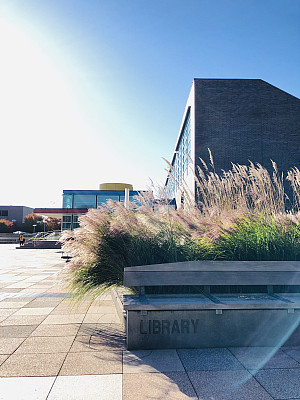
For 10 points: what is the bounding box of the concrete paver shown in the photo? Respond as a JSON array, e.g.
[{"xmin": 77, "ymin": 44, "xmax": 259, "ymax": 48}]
[
  {"xmin": 0, "ymin": 337, "xmax": 26, "ymax": 354},
  {"xmin": 48, "ymin": 374, "xmax": 122, "ymax": 400},
  {"xmin": 0, "ymin": 325, "xmax": 39, "ymax": 338},
  {"xmin": 177, "ymin": 348, "xmax": 245, "ymax": 371},
  {"xmin": 0, "ymin": 376, "xmax": 55, "ymax": 400},
  {"xmin": 0, "ymin": 315, "xmax": 46, "ymax": 326},
  {"xmin": 0, "ymin": 244, "xmax": 300, "ymax": 399},
  {"xmin": 123, "ymin": 372, "xmax": 198, "ymax": 400},
  {"xmin": 253, "ymin": 368, "xmax": 300, "ymax": 399},
  {"xmin": 229, "ymin": 346, "xmax": 300, "ymax": 370},
  {"xmin": 59, "ymin": 350, "xmax": 123, "ymax": 375},
  {"xmin": 41, "ymin": 314, "xmax": 85, "ymax": 325},
  {"xmin": 123, "ymin": 349, "xmax": 185, "ymax": 373},
  {"xmin": 30, "ymin": 323, "xmax": 80, "ymax": 337},
  {"xmin": 0, "ymin": 353, "xmax": 67, "ymax": 377},
  {"xmin": 14, "ymin": 335, "xmax": 75, "ymax": 354},
  {"xmin": 188, "ymin": 370, "xmax": 274, "ymax": 400}
]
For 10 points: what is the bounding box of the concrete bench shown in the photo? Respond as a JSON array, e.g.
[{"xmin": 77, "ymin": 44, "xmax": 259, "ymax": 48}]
[{"xmin": 123, "ymin": 261, "xmax": 300, "ymax": 349}]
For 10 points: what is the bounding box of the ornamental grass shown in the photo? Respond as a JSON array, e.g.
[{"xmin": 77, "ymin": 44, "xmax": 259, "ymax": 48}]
[{"xmin": 61, "ymin": 156, "xmax": 300, "ymax": 296}]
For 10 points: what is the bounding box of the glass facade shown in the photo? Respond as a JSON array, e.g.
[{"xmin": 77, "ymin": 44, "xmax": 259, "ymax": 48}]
[
  {"xmin": 72, "ymin": 215, "xmax": 80, "ymax": 229},
  {"xmin": 61, "ymin": 190, "xmax": 144, "ymax": 229},
  {"xmin": 166, "ymin": 108, "xmax": 191, "ymax": 198},
  {"xmin": 97, "ymin": 195, "xmax": 120, "ymax": 207},
  {"xmin": 63, "ymin": 195, "xmax": 73, "ymax": 209},
  {"xmin": 62, "ymin": 215, "xmax": 72, "ymax": 230},
  {"xmin": 73, "ymin": 195, "xmax": 96, "ymax": 209},
  {"xmin": 63, "ymin": 191, "xmax": 142, "ymax": 210},
  {"xmin": 119, "ymin": 195, "xmax": 139, "ymax": 204},
  {"xmin": 62, "ymin": 215, "xmax": 80, "ymax": 230}
]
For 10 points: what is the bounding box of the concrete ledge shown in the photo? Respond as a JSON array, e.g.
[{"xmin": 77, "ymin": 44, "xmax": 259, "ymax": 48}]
[
  {"xmin": 111, "ymin": 288, "xmax": 126, "ymax": 327},
  {"xmin": 123, "ymin": 261, "xmax": 300, "ymax": 349},
  {"xmin": 124, "ymin": 261, "xmax": 300, "ymax": 286},
  {"xmin": 17, "ymin": 241, "xmax": 61, "ymax": 249},
  {"xmin": 123, "ymin": 293, "xmax": 300, "ymax": 311}
]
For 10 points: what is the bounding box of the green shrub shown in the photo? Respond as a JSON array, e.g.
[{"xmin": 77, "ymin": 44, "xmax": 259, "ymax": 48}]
[{"xmin": 209, "ymin": 217, "xmax": 300, "ymax": 261}]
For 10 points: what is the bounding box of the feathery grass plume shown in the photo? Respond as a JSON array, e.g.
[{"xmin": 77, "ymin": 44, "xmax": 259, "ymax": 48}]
[
  {"xmin": 287, "ymin": 167, "xmax": 300, "ymax": 211},
  {"xmin": 195, "ymin": 153, "xmax": 286, "ymax": 216},
  {"xmin": 61, "ymin": 151, "xmax": 300, "ymax": 296}
]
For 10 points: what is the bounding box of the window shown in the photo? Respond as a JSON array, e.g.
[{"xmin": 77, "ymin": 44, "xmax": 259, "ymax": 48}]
[
  {"xmin": 62, "ymin": 215, "xmax": 72, "ymax": 230},
  {"xmin": 0, "ymin": 210, "xmax": 8, "ymax": 217},
  {"xmin": 62, "ymin": 215, "xmax": 81, "ymax": 230},
  {"xmin": 72, "ymin": 215, "xmax": 80, "ymax": 229},
  {"xmin": 97, "ymin": 195, "xmax": 120, "ymax": 207},
  {"xmin": 63, "ymin": 195, "xmax": 73, "ymax": 209},
  {"xmin": 73, "ymin": 195, "xmax": 96, "ymax": 209},
  {"xmin": 119, "ymin": 195, "xmax": 140, "ymax": 205},
  {"xmin": 166, "ymin": 108, "xmax": 191, "ymax": 198}
]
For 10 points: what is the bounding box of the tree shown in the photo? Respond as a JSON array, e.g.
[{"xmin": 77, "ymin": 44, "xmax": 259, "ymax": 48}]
[
  {"xmin": 23, "ymin": 213, "xmax": 44, "ymax": 233},
  {"xmin": 0, "ymin": 219, "xmax": 15, "ymax": 233},
  {"xmin": 45, "ymin": 217, "xmax": 61, "ymax": 231}
]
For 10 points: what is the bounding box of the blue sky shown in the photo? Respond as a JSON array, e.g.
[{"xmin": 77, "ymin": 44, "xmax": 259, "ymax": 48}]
[{"xmin": 1, "ymin": 0, "xmax": 299, "ymax": 207}]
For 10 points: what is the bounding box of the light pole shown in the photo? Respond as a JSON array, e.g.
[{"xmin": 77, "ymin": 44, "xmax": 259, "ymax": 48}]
[{"xmin": 32, "ymin": 224, "xmax": 37, "ymax": 234}]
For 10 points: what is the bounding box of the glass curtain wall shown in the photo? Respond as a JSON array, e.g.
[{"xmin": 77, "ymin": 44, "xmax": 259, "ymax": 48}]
[
  {"xmin": 166, "ymin": 108, "xmax": 191, "ymax": 198},
  {"xmin": 97, "ymin": 195, "xmax": 119, "ymax": 208},
  {"xmin": 63, "ymin": 195, "xmax": 73, "ymax": 209},
  {"xmin": 73, "ymin": 195, "xmax": 97, "ymax": 209}
]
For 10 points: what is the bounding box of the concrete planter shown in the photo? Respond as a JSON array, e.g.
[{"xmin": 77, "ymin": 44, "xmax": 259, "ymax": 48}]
[{"xmin": 122, "ymin": 260, "xmax": 300, "ymax": 349}]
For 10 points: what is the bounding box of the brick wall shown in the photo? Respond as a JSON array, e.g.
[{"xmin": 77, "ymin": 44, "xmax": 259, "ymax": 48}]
[{"xmin": 194, "ymin": 79, "xmax": 300, "ymax": 174}]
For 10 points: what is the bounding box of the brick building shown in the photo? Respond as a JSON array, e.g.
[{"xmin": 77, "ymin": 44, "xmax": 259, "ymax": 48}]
[{"xmin": 166, "ymin": 79, "xmax": 300, "ymax": 207}]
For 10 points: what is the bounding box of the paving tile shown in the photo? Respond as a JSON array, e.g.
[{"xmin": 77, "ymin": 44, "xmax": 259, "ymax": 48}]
[
  {"xmin": 86, "ymin": 305, "xmax": 116, "ymax": 314},
  {"xmin": 48, "ymin": 374, "xmax": 122, "ymax": 400},
  {"xmin": 18, "ymin": 289, "xmax": 47, "ymax": 294},
  {"xmin": 90, "ymin": 300, "xmax": 114, "ymax": 307},
  {"xmin": 41, "ymin": 314, "xmax": 85, "ymax": 325},
  {"xmin": 177, "ymin": 348, "xmax": 245, "ymax": 371},
  {"xmin": 0, "ymin": 325, "xmax": 38, "ymax": 338},
  {"xmin": 0, "ymin": 355, "xmax": 9, "ymax": 366},
  {"xmin": 0, "ymin": 315, "xmax": 46, "ymax": 326},
  {"xmin": 0, "ymin": 376, "xmax": 55, "ymax": 400},
  {"xmin": 31, "ymin": 323, "xmax": 80, "ymax": 337},
  {"xmin": 83, "ymin": 313, "xmax": 120, "ymax": 324},
  {"xmin": 188, "ymin": 370, "xmax": 273, "ymax": 400},
  {"xmin": 0, "ymin": 338, "xmax": 26, "ymax": 354},
  {"xmin": 78, "ymin": 322, "xmax": 124, "ymax": 336},
  {"xmin": 13, "ymin": 307, "xmax": 55, "ymax": 316},
  {"xmin": 253, "ymin": 368, "xmax": 300, "ymax": 399},
  {"xmin": 229, "ymin": 347, "xmax": 300, "ymax": 370},
  {"xmin": 123, "ymin": 372, "xmax": 197, "ymax": 400},
  {"xmin": 53, "ymin": 299, "xmax": 91, "ymax": 309},
  {"xmin": 14, "ymin": 336, "xmax": 75, "ymax": 354},
  {"xmin": 0, "ymin": 301, "xmax": 32, "ymax": 309},
  {"xmin": 22, "ymin": 275, "xmax": 51, "ymax": 282},
  {"xmin": 0, "ymin": 296, "xmax": 29, "ymax": 302},
  {"xmin": 23, "ymin": 298, "xmax": 63, "ymax": 308},
  {"xmin": 5, "ymin": 282, "xmax": 34, "ymax": 289},
  {"xmin": 0, "ymin": 309, "xmax": 16, "ymax": 323},
  {"xmin": 59, "ymin": 350, "xmax": 122, "ymax": 375},
  {"xmin": 70, "ymin": 333, "xmax": 125, "ymax": 352},
  {"xmin": 123, "ymin": 349, "xmax": 185, "ymax": 374},
  {"xmin": 0, "ymin": 353, "xmax": 67, "ymax": 377},
  {"xmin": 283, "ymin": 347, "xmax": 300, "ymax": 363}
]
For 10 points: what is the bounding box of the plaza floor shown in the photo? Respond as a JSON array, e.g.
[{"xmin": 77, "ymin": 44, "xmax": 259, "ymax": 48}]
[{"xmin": 0, "ymin": 244, "xmax": 300, "ymax": 399}]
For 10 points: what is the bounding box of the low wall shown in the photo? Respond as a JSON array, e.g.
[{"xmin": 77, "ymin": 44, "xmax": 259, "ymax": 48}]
[
  {"xmin": 126, "ymin": 307, "xmax": 300, "ymax": 349},
  {"xmin": 123, "ymin": 260, "xmax": 300, "ymax": 350}
]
